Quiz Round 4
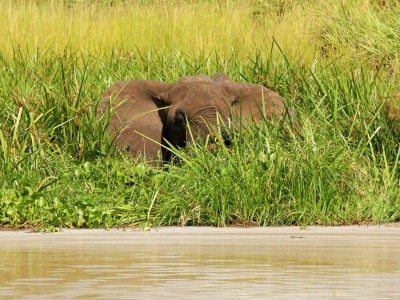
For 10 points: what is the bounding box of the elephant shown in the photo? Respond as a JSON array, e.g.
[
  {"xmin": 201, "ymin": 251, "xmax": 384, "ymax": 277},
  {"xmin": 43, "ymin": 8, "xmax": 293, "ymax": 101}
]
[{"xmin": 98, "ymin": 72, "xmax": 296, "ymax": 162}]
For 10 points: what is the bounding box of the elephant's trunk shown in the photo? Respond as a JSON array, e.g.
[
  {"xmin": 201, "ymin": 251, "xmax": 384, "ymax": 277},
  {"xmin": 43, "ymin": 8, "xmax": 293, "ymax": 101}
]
[{"xmin": 187, "ymin": 108, "xmax": 233, "ymax": 146}]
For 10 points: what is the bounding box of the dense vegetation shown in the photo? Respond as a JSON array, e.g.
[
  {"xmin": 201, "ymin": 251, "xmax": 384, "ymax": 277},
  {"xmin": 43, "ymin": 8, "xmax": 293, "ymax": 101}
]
[{"xmin": 0, "ymin": 0, "xmax": 399, "ymax": 230}]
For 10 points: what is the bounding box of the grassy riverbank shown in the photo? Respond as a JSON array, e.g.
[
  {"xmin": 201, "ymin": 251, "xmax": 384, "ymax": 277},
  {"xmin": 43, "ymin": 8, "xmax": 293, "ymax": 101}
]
[{"xmin": 0, "ymin": 0, "xmax": 399, "ymax": 230}]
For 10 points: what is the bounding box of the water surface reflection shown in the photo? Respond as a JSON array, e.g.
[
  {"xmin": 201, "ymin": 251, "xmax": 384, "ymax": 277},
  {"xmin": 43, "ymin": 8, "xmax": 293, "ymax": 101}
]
[{"xmin": 1, "ymin": 226, "xmax": 399, "ymax": 299}]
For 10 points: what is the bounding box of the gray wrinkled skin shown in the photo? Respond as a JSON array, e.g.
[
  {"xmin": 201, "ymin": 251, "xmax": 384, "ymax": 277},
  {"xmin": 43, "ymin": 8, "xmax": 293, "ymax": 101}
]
[{"xmin": 98, "ymin": 72, "xmax": 296, "ymax": 162}]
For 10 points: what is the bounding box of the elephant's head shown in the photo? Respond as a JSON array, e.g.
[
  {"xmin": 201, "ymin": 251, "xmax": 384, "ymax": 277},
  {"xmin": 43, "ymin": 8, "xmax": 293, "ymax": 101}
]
[
  {"xmin": 99, "ymin": 73, "xmax": 296, "ymax": 162},
  {"xmin": 160, "ymin": 76, "xmax": 233, "ymax": 148}
]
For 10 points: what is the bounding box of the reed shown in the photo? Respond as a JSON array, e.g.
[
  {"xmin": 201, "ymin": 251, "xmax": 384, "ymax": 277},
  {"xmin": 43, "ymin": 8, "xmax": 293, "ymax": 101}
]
[
  {"xmin": 0, "ymin": 0, "xmax": 328, "ymax": 64},
  {"xmin": 0, "ymin": 0, "xmax": 399, "ymax": 229}
]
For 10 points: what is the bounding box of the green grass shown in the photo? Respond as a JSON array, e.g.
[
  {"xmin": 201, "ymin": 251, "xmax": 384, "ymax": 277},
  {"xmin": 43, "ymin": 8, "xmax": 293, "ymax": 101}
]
[{"xmin": 0, "ymin": 0, "xmax": 399, "ymax": 229}]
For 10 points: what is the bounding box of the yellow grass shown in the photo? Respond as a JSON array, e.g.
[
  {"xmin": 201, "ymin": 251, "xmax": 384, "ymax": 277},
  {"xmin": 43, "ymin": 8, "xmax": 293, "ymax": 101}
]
[
  {"xmin": 1, "ymin": 0, "xmax": 318, "ymax": 62},
  {"xmin": 1, "ymin": 0, "xmax": 399, "ymax": 75}
]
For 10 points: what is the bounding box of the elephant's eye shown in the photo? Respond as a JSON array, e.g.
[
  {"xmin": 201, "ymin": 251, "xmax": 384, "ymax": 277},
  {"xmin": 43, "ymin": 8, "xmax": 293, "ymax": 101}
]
[{"xmin": 175, "ymin": 111, "xmax": 186, "ymax": 127}]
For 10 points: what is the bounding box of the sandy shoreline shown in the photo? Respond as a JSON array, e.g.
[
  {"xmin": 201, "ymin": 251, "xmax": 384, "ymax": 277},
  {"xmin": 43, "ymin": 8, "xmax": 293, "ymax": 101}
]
[{"xmin": 1, "ymin": 223, "xmax": 399, "ymax": 238}]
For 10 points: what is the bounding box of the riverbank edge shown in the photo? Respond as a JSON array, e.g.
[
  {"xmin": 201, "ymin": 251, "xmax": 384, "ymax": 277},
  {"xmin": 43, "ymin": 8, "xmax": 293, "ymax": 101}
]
[{"xmin": 1, "ymin": 223, "xmax": 399, "ymax": 235}]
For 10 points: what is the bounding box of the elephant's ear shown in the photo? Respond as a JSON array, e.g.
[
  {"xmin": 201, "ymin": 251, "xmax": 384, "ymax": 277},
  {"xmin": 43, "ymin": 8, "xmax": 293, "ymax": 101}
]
[
  {"xmin": 222, "ymin": 82, "xmax": 293, "ymax": 124},
  {"xmin": 99, "ymin": 80, "xmax": 173, "ymax": 160},
  {"xmin": 100, "ymin": 80, "xmax": 174, "ymax": 124},
  {"xmin": 100, "ymin": 80, "xmax": 172, "ymax": 113}
]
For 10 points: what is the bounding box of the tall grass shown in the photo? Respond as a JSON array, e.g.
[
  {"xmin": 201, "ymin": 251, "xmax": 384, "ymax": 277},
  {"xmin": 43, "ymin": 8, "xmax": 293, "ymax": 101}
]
[
  {"xmin": 0, "ymin": 0, "xmax": 333, "ymax": 64},
  {"xmin": 2, "ymin": 1, "xmax": 399, "ymax": 73},
  {"xmin": 0, "ymin": 0, "xmax": 399, "ymax": 229}
]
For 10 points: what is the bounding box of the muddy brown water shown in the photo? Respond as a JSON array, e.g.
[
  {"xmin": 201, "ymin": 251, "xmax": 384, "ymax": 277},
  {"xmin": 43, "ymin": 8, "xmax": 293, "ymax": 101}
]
[{"xmin": 1, "ymin": 226, "xmax": 400, "ymax": 299}]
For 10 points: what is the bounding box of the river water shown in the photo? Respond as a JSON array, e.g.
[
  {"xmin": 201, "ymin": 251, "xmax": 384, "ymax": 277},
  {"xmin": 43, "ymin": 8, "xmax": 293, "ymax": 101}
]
[{"xmin": 1, "ymin": 226, "xmax": 399, "ymax": 299}]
